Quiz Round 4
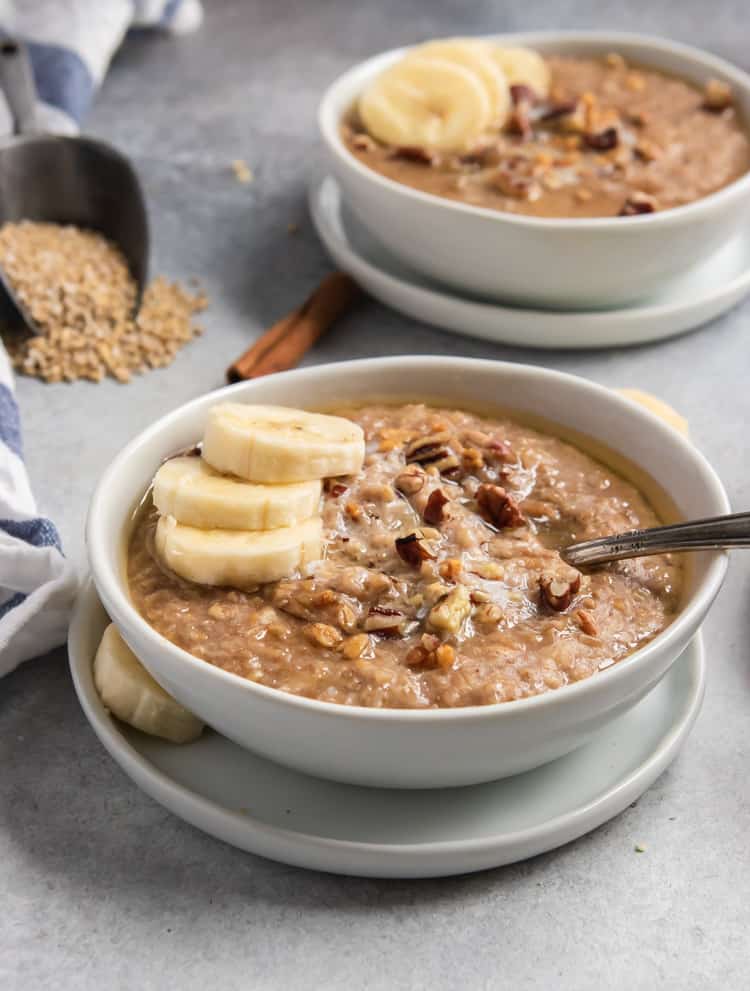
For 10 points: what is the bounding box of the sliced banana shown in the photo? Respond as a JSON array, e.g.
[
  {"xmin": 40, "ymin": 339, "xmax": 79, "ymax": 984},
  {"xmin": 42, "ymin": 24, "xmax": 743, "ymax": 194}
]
[
  {"xmin": 155, "ymin": 513, "xmax": 323, "ymax": 588},
  {"xmin": 202, "ymin": 403, "xmax": 365, "ymax": 484},
  {"xmin": 94, "ymin": 624, "xmax": 204, "ymax": 744},
  {"xmin": 358, "ymin": 55, "xmax": 492, "ymax": 151},
  {"xmin": 490, "ymin": 46, "xmax": 550, "ymax": 99},
  {"xmin": 616, "ymin": 389, "xmax": 689, "ymax": 437},
  {"xmin": 407, "ymin": 38, "xmax": 510, "ymax": 126},
  {"xmin": 153, "ymin": 456, "xmax": 321, "ymax": 531}
]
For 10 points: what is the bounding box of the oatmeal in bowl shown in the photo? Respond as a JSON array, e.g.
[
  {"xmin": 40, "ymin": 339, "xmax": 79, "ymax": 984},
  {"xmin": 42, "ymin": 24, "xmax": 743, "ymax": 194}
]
[
  {"xmin": 320, "ymin": 32, "xmax": 750, "ymax": 307},
  {"xmin": 129, "ymin": 403, "xmax": 681, "ymax": 710},
  {"xmin": 87, "ymin": 357, "xmax": 728, "ymax": 787}
]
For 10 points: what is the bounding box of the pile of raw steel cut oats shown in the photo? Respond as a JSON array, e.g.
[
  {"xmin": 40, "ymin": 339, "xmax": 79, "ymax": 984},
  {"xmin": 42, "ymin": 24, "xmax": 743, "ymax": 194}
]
[{"xmin": 0, "ymin": 220, "xmax": 207, "ymax": 383}]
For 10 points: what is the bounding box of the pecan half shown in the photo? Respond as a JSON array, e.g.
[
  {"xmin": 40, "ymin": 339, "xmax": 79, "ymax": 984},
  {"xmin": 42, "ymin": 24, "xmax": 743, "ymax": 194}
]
[
  {"xmin": 702, "ymin": 78, "xmax": 733, "ymax": 112},
  {"xmin": 423, "ymin": 488, "xmax": 449, "ymax": 525},
  {"xmin": 584, "ymin": 126, "xmax": 619, "ymax": 150},
  {"xmin": 363, "ymin": 606, "xmax": 406, "ymax": 636},
  {"xmin": 390, "ymin": 145, "xmax": 436, "ymax": 164},
  {"xmin": 395, "ymin": 531, "xmax": 437, "ymax": 567},
  {"xmin": 540, "ymin": 573, "xmax": 581, "ymax": 612},
  {"xmin": 619, "ymin": 192, "xmax": 656, "ymax": 216},
  {"xmin": 476, "ymin": 484, "xmax": 524, "ymax": 529},
  {"xmin": 405, "ymin": 432, "xmax": 452, "ymax": 465}
]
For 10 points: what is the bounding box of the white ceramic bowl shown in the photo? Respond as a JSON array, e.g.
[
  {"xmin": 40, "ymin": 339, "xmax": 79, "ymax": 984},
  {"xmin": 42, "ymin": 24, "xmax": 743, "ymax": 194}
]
[
  {"xmin": 86, "ymin": 357, "xmax": 729, "ymax": 788},
  {"xmin": 319, "ymin": 31, "xmax": 750, "ymax": 309}
]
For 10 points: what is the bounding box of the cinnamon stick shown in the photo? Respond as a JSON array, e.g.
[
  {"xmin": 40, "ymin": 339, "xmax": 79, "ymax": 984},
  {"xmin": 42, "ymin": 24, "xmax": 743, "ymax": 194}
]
[{"xmin": 226, "ymin": 272, "xmax": 361, "ymax": 383}]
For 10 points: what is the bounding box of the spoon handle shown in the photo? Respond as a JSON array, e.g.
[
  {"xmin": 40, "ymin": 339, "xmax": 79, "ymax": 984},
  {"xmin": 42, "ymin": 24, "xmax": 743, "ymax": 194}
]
[{"xmin": 561, "ymin": 511, "xmax": 750, "ymax": 567}]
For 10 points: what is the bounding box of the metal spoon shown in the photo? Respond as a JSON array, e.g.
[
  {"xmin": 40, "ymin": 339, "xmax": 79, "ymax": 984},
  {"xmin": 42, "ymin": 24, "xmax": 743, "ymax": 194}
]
[
  {"xmin": 561, "ymin": 511, "xmax": 750, "ymax": 568},
  {"xmin": 0, "ymin": 39, "xmax": 148, "ymax": 334}
]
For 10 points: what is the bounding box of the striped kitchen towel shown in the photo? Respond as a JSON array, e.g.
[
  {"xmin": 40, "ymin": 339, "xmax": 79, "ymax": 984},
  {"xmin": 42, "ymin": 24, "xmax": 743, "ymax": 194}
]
[
  {"xmin": 0, "ymin": 0, "xmax": 204, "ymax": 134},
  {"xmin": 0, "ymin": 348, "xmax": 77, "ymax": 676}
]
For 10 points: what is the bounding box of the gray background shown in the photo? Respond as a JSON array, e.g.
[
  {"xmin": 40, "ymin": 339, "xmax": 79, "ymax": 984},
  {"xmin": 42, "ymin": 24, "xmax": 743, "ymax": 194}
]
[{"xmin": 3, "ymin": 1, "xmax": 749, "ymax": 987}]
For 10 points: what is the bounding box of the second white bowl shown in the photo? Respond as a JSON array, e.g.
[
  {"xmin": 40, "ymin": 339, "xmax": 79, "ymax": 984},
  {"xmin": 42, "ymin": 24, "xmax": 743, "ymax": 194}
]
[{"xmin": 319, "ymin": 31, "xmax": 750, "ymax": 309}]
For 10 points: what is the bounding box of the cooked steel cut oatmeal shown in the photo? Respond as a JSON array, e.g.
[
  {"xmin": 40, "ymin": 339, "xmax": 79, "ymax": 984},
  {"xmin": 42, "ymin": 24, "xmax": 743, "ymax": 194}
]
[
  {"xmin": 343, "ymin": 54, "xmax": 750, "ymax": 218},
  {"xmin": 128, "ymin": 404, "xmax": 682, "ymax": 709}
]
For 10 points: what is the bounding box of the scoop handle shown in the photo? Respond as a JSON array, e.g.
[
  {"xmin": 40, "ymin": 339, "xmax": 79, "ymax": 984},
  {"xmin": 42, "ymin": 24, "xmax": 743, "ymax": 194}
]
[{"xmin": 0, "ymin": 39, "xmax": 39, "ymax": 134}]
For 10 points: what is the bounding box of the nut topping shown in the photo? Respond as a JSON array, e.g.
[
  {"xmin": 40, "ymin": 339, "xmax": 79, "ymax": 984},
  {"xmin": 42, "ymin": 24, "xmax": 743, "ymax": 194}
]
[
  {"xmin": 390, "ymin": 145, "xmax": 436, "ymax": 164},
  {"xmin": 540, "ymin": 573, "xmax": 581, "ymax": 612},
  {"xmin": 324, "ymin": 479, "xmax": 348, "ymax": 497},
  {"xmin": 363, "ymin": 606, "xmax": 406, "ymax": 636},
  {"xmin": 584, "ymin": 126, "xmax": 619, "ymax": 151},
  {"xmin": 395, "ymin": 467, "xmax": 426, "ymax": 495},
  {"xmin": 303, "ymin": 623, "xmax": 343, "ymax": 649},
  {"xmin": 576, "ymin": 609, "xmax": 598, "ymax": 636},
  {"xmin": 405, "ymin": 432, "xmax": 451, "ymax": 464},
  {"xmin": 395, "ymin": 531, "xmax": 437, "ymax": 567},
  {"xmin": 703, "ymin": 78, "xmax": 733, "ymax": 112},
  {"xmin": 423, "ymin": 488, "xmax": 449, "ymax": 525},
  {"xmin": 476, "ymin": 484, "xmax": 524, "ymax": 530},
  {"xmin": 427, "ymin": 585, "xmax": 472, "ymax": 635},
  {"xmin": 619, "ymin": 192, "xmax": 657, "ymax": 216}
]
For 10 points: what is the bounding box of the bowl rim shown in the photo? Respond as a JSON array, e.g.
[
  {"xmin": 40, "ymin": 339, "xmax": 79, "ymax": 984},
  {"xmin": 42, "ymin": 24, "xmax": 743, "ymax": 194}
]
[
  {"xmin": 318, "ymin": 29, "xmax": 750, "ymax": 231},
  {"xmin": 86, "ymin": 355, "xmax": 730, "ymax": 723}
]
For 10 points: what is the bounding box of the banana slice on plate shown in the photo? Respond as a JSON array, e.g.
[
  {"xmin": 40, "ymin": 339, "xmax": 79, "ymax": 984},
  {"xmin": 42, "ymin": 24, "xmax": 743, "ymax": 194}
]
[
  {"xmin": 94, "ymin": 624, "xmax": 204, "ymax": 744},
  {"xmin": 153, "ymin": 456, "xmax": 321, "ymax": 530},
  {"xmin": 490, "ymin": 46, "xmax": 550, "ymax": 99},
  {"xmin": 407, "ymin": 38, "xmax": 510, "ymax": 126},
  {"xmin": 616, "ymin": 389, "xmax": 689, "ymax": 437},
  {"xmin": 155, "ymin": 514, "xmax": 323, "ymax": 588},
  {"xmin": 202, "ymin": 403, "xmax": 365, "ymax": 483},
  {"xmin": 358, "ymin": 55, "xmax": 492, "ymax": 151}
]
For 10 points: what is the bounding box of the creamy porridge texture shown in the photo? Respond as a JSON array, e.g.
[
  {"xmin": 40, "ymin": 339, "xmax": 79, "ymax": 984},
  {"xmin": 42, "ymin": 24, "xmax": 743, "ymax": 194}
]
[
  {"xmin": 344, "ymin": 53, "xmax": 750, "ymax": 218},
  {"xmin": 129, "ymin": 404, "xmax": 682, "ymax": 709}
]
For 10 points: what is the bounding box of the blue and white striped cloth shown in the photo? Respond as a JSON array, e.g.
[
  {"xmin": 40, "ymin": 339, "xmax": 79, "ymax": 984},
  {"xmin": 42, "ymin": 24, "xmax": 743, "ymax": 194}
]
[
  {"xmin": 0, "ymin": 0, "xmax": 202, "ymax": 673},
  {"xmin": 0, "ymin": 0, "xmax": 203, "ymax": 134},
  {"xmin": 0, "ymin": 349, "xmax": 77, "ymax": 676}
]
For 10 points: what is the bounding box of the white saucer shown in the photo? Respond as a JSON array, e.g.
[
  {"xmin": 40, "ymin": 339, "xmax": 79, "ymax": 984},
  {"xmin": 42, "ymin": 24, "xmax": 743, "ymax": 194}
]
[
  {"xmin": 69, "ymin": 580, "xmax": 705, "ymax": 879},
  {"xmin": 309, "ymin": 174, "xmax": 750, "ymax": 349}
]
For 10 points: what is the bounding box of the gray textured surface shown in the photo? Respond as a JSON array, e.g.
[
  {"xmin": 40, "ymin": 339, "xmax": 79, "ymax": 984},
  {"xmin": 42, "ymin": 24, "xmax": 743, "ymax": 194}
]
[{"xmin": 2, "ymin": 1, "xmax": 750, "ymax": 987}]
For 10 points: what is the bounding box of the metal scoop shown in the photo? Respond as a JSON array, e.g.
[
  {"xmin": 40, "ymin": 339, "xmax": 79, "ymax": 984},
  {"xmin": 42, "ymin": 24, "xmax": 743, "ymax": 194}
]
[{"xmin": 0, "ymin": 40, "xmax": 149, "ymax": 334}]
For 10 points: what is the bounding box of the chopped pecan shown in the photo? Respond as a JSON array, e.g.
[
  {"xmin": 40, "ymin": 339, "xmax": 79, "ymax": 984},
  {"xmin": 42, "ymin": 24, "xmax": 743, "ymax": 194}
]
[
  {"xmin": 584, "ymin": 126, "xmax": 619, "ymax": 151},
  {"xmin": 492, "ymin": 159, "xmax": 540, "ymax": 200},
  {"xmin": 405, "ymin": 432, "xmax": 452, "ymax": 466},
  {"xmin": 363, "ymin": 606, "xmax": 406, "ymax": 636},
  {"xmin": 345, "ymin": 501, "xmax": 362, "ymax": 520},
  {"xmin": 423, "ymin": 488, "xmax": 449, "ymax": 525},
  {"xmin": 485, "ymin": 437, "xmax": 513, "ymax": 462},
  {"xmin": 634, "ymin": 139, "xmax": 662, "ymax": 162},
  {"xmin": 476, "ymin": 484, "xmax": 524, "ymax": 530},
  {"xmin": 576, "ymin": 609, "xmax": 598, "ymax": 636},
  {"xmin": 390, "ymin": 145, "xmax": 435, "ymax": 164},
  {"xmin": 619, "ymin": 192, "xmax": 656, "ymax": 216},
  {"xmin": 339, "ymin": 633, "xmax": 372, "ymax": 659},
  {"xmin": 703, "ymin": 78, "xmax": 733, "ymax": 112},
  {"xmin": 395, "ymin": 531, "xmax": 437, "ymax": 567},
  {"xmin": 540, "ymin": 573, "xmax": 581, "ymax": 612},
  {"xmin": 511, "ymin": 83, "xmax": 538, "ymax": 105},
  {"xmin": 438, "ymin": 558, "xmax": 462, "ymax": 582},
  {"xmin": 303, "ymin": 622, "xmax": 343, "ymax": 648},
  {"xmin": 427, "ymin": 586, "xmax": 472, "ymax": 635},
  {"xmin": 540, "ymin": 99, "xmax": 579, "ymax": 121},
  {"xmin": 394, "ymin": 467, "xmax": 426, "ymax": 495},
  {"xmin": 352, "ymin": 132, "xmax": 376, "ymax": 152},
  {"xmin": 405, "ymin": 634, "xmax": 455, "ymax": 669},
  {"xmin": 473, "ymin": 602, "xmax": 503, "ymax": 628},
  {"xmin": 324, "ymin": 478, "xmax": 348, "ymax": 497}
]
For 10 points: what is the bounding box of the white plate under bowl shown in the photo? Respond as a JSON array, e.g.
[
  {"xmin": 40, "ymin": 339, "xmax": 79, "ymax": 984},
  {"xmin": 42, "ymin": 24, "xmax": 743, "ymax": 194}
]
[
  {"xmin": 309, "ymin": 174, "xmax": 750, "ymax": 350},
  {"xmin": 69, "ymin": 580, "xmax": 706, "ymax": 879}
]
